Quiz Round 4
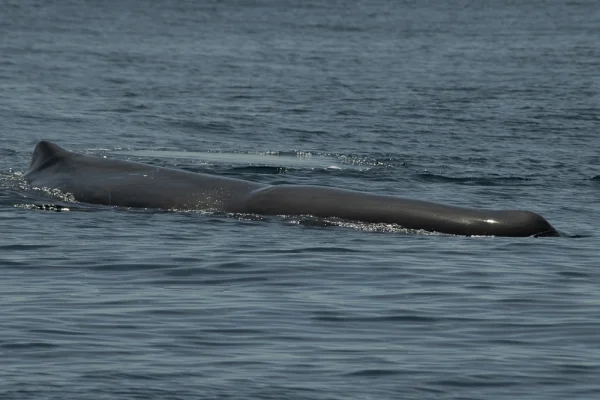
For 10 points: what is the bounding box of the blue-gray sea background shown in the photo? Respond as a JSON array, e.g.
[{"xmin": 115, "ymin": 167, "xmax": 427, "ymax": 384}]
[{"xmin": 1, "ymin": 1, "xmax": 599, "ymax": 399}]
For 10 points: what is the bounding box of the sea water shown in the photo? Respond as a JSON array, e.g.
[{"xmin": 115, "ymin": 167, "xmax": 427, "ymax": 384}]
[{"xmin": 1, "ymin": 1, "xmax": 599, "ymax": 399}]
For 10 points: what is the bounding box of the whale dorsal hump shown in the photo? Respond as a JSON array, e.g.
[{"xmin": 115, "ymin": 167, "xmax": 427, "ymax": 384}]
[{"xmin": 27, "ymin": 140, "xmax": 70, "ymax": 173}]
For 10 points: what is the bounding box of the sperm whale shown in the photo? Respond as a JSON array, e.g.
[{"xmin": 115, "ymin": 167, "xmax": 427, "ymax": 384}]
[{"xmin": 24, "ymin": 141, "xmax": 559, "ymax": 237}]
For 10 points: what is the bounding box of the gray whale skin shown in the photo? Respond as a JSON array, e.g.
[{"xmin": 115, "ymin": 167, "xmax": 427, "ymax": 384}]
[{"xmin": 24, "ymin": 141, "xmax": 559, "ymax": 237}]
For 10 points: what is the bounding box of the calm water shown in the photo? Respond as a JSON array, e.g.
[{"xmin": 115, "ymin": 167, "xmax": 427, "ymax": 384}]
[{"xmin": 1, "ymin": 1, "xmax": 600, "ymax": 399}]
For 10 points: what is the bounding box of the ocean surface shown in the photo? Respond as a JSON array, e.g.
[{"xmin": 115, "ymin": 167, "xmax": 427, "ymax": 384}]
[{"xmin": 1, "ymin": 0, "xmax": 599, "ymax": 399}]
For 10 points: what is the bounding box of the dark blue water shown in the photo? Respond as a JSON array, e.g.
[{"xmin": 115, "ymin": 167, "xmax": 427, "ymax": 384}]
[{"xmin": 1, "ymin": 1, "xmax": 599, "ymax": 399}]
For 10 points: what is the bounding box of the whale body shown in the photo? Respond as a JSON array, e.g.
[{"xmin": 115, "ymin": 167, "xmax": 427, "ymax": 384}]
[{"xmin": 24, "ymin": 141, "xmax": 559, "ymax": 237}]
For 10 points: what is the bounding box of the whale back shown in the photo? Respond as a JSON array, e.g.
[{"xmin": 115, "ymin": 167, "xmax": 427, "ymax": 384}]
[
  {"xmin": 26, "ymin": 140, "xmax": 71, "ymax": 175},
  {"xmin": 24, "ymin": 140, "xmax": 266, "ymax": 210}
]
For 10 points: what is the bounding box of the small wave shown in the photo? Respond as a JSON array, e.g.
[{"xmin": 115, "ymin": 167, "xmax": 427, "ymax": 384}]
[
  {"xmin": 18, "ymin": 204, "xmax": 73, "ymax": 212},
  {"xmin": 267, "ymin": 246, "xmax": 362, "ymax": 255},
  {"xmin": 90, "ymin": 103, "xmax": 148, "ymax": 113},
  {"xmin": 312, "ymin": 313, "xmax": 437, "ymax": 323},
  {"xmin": 168, "ymin": 118, "xmax": 234, "ymax": 134},
  {"xmin": 87, "ymin": 263, "xmax": 171, "ymax": 272},
  {"xmin": 344, "ymin": 369, "xmax": 402, "ymax": 377},
  {"xmin": 0, "ymin": 148, "xmax": 17, "ymax": 156},
  {"xmin": 0, "ymin": 244, "xmax": 56, "ymax": 251},
  {"xmin": 310, "ymin": 23, "xmax": 366, "ymax": 32},
  {"xmin": 113, "ymin": 149, "xmax": 348, "ymax": 170},
  {"xmin": 229, "ymin": 166, "xmax": 291, "ymax": 174},
  {"xmin": 313, "ymin": 218, "xmax": 444, "ymax": 235},
  {"xmin": 557, "ymin": 270, "xmax": 590, "ymax": 279},
  {"xmin": 0, "ymin": 342, "xmax": 59, "ymax": 350},
  {"xmin": 29, "ymin": 187, "xmax": 77, "ymax": 203},
  {"xmin": 416, "ymin": 172, "xmax": 533, "ymax": 186}
]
